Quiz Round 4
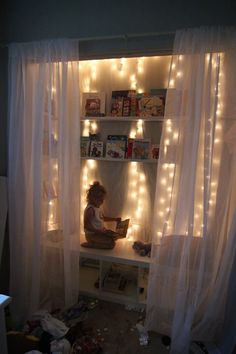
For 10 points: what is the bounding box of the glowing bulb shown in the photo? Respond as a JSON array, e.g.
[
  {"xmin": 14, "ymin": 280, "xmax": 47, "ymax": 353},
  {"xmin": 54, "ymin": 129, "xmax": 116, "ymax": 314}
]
[
  {"xmin": 130, "ymin": 130, "xmax": 136, "ymax": 138},
  {"xmin": 91, "ymin": 122, "xmax": 97, "ymax": 132},
  {"xmin": 139, "ymin": 174, "xmax": 145, "ymax": 181},
  {"xmin": 87, "ymin": 159, "xmax": 95, "ymax": 169},
  {"xmin": 161, "ymin": 178, "xmax": 167, "ymax": 185},
  {"xmin": 173, "ymin": 132, "xmax": 179, "ymax": 140},
  {"xmin": 138, "ymin": 66, "xmax": 143, "ymax": 73},
  {"xmin": 130, "ymin": 74, "xmax": 136, "ymax": 81},
  {"xmin": 139, "ymin": 186, "xmax": 145, "ymax": 194}
]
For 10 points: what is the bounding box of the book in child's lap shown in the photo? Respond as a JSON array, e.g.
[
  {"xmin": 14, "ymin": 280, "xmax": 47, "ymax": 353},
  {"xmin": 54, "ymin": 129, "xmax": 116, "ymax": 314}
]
[{"xmin": 106, "ymin": 219, "xmax": 130, "ymax": 239}]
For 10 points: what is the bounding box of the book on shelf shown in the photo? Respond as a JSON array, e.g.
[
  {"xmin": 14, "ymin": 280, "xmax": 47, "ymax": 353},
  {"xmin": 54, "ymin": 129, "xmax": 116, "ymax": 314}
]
[
  {"xmin": 126, "ymin": 138, "xmax": 134, "ymax": 158},
  {"xmin": 89, "ymin": 132, "xmax": 100, "ymax": 140},
  {"xmin": 136, "ymin": 89, "xmax": 166, "ymax": 117},
  {"xmin": 132, "ymin": 139, "xmax": 151, "ymax": 160},
  {"xmin": 89, "ymin": 141, "xmax": 104, "ymax": 158},
  {"xmin": 151, "ymin": 144, "xmax": 160, "ymax": 159},
  {"xmin": 80, "ymin": 136, "xmax": 90, "ymax": 157},
  {"xmin": 82, "ymin": 92, "xmax": 106, "ymax": 117},
  {"xmin": 110, "ymin": 90, "xmax": 136, "ymax": 117},
  {"xmin": 106, "ymin": 135, "xmax": 127, "ymax": 159}
]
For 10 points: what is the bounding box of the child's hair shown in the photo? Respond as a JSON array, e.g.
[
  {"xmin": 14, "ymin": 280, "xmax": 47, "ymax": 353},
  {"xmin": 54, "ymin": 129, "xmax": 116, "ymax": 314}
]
[{"xmin": 86, "ymin": 181, "xmax": 106, "ymax": 203}]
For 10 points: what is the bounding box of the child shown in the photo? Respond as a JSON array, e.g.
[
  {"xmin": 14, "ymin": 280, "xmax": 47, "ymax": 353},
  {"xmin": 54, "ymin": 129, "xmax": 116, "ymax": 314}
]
[{"xmin": 84, "ymin": 181, "xmax": 121, "ymax": 249}]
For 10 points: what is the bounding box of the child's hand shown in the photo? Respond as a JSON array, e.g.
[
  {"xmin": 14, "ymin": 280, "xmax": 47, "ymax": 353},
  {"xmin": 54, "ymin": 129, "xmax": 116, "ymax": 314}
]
[{"xmin": 100, "ymin": 227, "xmax": 107, "ymax": 233}]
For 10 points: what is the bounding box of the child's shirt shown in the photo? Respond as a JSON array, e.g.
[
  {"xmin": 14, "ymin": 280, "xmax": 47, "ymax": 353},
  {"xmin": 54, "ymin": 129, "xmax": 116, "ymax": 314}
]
[{"xmin": 84, "ymin": 204, "xmax": 104, "ymax": 234}]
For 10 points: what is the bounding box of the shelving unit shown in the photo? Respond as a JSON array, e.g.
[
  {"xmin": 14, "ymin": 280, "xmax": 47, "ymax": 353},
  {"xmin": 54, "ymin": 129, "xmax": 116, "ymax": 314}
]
[{"xmin": 79, "ymin": 239, "xmax": 150, "ymax": 307}]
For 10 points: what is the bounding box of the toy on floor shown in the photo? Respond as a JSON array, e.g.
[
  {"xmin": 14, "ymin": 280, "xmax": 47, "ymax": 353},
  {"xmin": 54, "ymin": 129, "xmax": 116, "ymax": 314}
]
[{"xmin": 132, "ymin": 241, "xmax": 151, "ymax": 257}]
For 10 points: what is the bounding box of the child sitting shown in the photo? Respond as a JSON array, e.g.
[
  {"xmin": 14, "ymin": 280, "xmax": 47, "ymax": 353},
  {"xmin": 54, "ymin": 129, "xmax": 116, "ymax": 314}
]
[{"xmin": 83, "ymin": 181, "xmax": 121, "ymax": 249}]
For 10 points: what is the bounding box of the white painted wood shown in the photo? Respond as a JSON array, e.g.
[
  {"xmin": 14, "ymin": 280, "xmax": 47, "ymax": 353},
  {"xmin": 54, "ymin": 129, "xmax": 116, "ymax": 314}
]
[
  {"xmin": 80, "ymin": 238, "xmax": 150, "ymax": 268},
  {"xmin": 0, "ymin": 295, "xmax": 11, "ymax": 354},
  {"xmin": 81, "ymin": 157, "xmax": 158, "ymax": 163},
  {"xmin": 81, "ymin": 116, "xmax": 164, "ymax": 122}
]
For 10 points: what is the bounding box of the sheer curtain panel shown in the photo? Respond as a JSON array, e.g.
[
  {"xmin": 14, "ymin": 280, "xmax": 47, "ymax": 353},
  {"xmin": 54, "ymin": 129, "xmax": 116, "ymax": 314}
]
[
  {"xmin": 8, "ymin": 39, "xmax": 80, "ymax": 326},
  {"xmin": 145, "ymin": 27, "xmax": 236, "ymax": 354}
]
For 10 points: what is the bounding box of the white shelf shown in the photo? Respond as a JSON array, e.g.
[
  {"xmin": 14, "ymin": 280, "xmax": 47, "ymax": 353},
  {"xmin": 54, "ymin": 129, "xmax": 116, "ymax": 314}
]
[
  {"xmin": 81, "ymin": 156, "xmax": 158, "ymax": 163},
  {"xmin": 80, "ymin": 116, "xmax": 164, "ymax": 122},
  {"xmin": 79, "ymin": 266, "xmax": 100, "ymax": 297},
  {"xmin": 80, "ymin": 238, "xmax": 150, "ymax": 268}
]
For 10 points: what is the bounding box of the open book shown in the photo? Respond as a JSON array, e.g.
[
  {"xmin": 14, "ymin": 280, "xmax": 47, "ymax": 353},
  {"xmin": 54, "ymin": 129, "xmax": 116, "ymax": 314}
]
[{"xmin": 106, "ymin": 219, "xmax": 130, "ymax": 239}]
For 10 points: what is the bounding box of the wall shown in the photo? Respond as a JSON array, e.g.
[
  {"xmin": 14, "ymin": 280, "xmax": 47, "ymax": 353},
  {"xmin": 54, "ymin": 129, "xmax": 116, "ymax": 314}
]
[
  {"xmin": 1, "ymin": 0, "xmax": 235, "ymax": 174},
  {"xmin": 4, "ymin": 0, "xmax": 235, "ymax": 43},
  {"xmin": 0, "ymin": 0, "xmax": 235, "ymax": 291}
]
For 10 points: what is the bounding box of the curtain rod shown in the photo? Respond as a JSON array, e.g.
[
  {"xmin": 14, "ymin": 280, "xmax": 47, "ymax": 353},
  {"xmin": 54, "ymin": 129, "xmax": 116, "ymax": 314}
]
[
  {"xmin": 0, "ymin": 30, "xmax": 175, "ymax": 48},
  {"xmin": 77, "ymin": 31, "xmax": 175, "ymax": 42}
]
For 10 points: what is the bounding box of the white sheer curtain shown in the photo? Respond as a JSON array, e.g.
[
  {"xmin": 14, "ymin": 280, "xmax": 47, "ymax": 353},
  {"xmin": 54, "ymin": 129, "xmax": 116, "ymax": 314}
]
[
  {"xmin": 145, "ymin": 27, "xmax": 236, "ymax": 353},
  {"xmin": 8, "ymin": 39, "xmax": 80, "ymax": 326}
]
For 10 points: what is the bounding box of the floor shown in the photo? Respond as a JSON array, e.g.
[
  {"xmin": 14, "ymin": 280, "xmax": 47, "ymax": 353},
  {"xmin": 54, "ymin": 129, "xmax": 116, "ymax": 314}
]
[
  {"xmin": 77, "ymin": 297, "xmax": 170, "ymax": 354},
  {"xmin": 6, "ymin": 296, "xmax": 170, "ymax": 354}
]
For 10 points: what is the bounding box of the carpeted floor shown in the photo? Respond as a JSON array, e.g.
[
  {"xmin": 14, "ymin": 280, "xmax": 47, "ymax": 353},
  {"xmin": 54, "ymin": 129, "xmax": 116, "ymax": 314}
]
[
  {"xmin": 80, "ymin": 298, "xmax": 169, "ymax": 354},
  {"xmin": 6, "ymin": 296, "xmax": 170, "ymax": 354}
]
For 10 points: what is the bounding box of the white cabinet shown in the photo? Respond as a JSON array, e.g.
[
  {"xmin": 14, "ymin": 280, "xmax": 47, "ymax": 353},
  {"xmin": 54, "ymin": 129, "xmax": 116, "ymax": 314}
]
[{"xmin": 79, "ymin": 239, "xmax": 150, "ymax": 307}]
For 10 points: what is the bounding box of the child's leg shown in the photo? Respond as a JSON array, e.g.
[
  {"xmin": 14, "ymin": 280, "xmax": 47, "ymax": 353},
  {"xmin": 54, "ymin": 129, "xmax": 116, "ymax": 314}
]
[{"xmin": 85, "ymin": 232, "xmax": 115, "ymax": 249}]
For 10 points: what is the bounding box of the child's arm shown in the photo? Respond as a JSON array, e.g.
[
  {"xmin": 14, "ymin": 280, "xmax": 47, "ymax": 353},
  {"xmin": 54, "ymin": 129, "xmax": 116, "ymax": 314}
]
[
  {"xmin": 84, "ymin": 207, "xmax": 106, "ymax": 232},
  {"xmin": 103, "ymin": 215, "xmax": 121, "ymax": 223}
]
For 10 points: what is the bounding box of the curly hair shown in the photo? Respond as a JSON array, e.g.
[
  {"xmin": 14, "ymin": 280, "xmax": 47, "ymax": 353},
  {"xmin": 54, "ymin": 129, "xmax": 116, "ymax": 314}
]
[{"xmin": 86, "ymin": 181, "xmax": 106, "ymax": 203}]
